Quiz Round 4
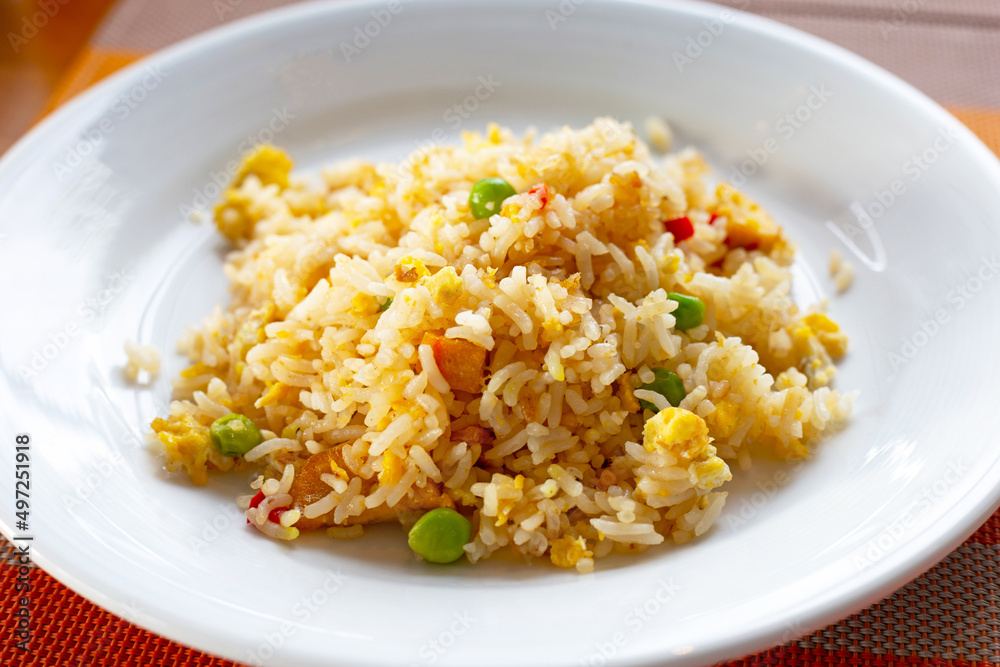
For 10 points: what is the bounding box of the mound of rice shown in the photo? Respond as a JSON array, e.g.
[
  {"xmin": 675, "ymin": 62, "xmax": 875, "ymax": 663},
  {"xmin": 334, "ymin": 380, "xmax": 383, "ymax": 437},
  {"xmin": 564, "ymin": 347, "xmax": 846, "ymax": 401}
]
[{"xmin": 150, "ymin": 118, "xmax": 852, "ymax": 572}]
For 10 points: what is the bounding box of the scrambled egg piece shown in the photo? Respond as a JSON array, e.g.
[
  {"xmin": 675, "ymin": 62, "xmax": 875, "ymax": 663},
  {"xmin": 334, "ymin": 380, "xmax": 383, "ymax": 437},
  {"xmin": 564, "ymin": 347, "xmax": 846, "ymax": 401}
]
[
  {"xmin": 661, "ymin": 252, "xmax": 681, "ymax": 274},
  {"xmin": 213, "ymin": 146, "xmax": 293, "ymax": 242},
  {"xmin": 757, "ymin": 310, "xmax": 848, "ymax": 390},
  {"xmin": 462, "ymin": 124, "xmax": 508, "ymax": 152},
  {"xmin": 643, "ymin": 408, "xmax": 732, "ymax": 491},
  {"xmin": 549, "ymin": 535, "xmax": 592, "ymax": 569},
  {"xmin": 494, "ymin": 474, "xmax": 524, "ymax": 526},
  {"xmin": 234, "ymin": 302, "xmax": 277, "ymax": 351},
  {"xmin": 609, "ymin": 171, "xmax": 643, "ymax": 207},
  {"xmin": 714, "ymin": 183, "xmax": 785, "ymax": 254},
  {"xmin": 256, "ymin": 382, "xmax": 294, "ymax": 408},
  {"xmin": 393, "ymin": 256, "xmax": 431, "ymax": 283},
  {"xmin": 351, "ymin": 293, "xmax": 377, "ymax": 316},
  {"xmin": 470, "ymin": 473, "xmax": 526, "ymax": 527},
  {"xmin": 328, "ymin": 457, "xmax": 350, "ymax": 482},
  {"xmin": 487, "ymin": 123, "xmax": 503, "ymax": 145},
  {"xmin": 481, "ymin": 267, "xmax": 499, "ymax": 290},
  {"xmin": 422, "ymin": 266, "xmax": 463, "ymax": 305},
  {"xmin": 179, "ymin": 361, "xmax": 211, "ymax": 380},
  {"xmin": 234, "ymin": 144, "xmax": 293, "ymax": 190},
  {"xmin": 151, "ymin": 414, "xmax": 211, "ymax": 485},
  {"xmin": 378, "ymin": 450, "xmax": 404, "ymax": 486},
  {"xmin": 643, "ymin": 407, "xmax": 711, "ymax": 460},
  {"xmin": 690, "ymin": 457, "xmax": 731, "ymax": 490},
  {"xmin": 616, "ymin": 375, "xmax": 641, "ymax": 413},
  {"xmin": 779, "ymin": 312, "xmax": 848, "ymax": 389},
  {"xmin": 704, "ymin": 399, "xmax": 739, "ymax": 439},
  {"xmin": 214, "ymin": 189, "xmax": 257, "ymax": 243},
  {"xmin": 800, "ymin": 313, "xmax": 848, "ymax": 358}
]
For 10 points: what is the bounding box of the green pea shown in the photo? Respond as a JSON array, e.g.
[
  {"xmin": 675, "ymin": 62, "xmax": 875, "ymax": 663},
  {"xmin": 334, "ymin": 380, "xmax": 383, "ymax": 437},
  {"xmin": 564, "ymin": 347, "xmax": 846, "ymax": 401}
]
[
  {"xmin": 379, "ymin": 297, "xmax": 393, "ymax": 312},
  {"xmin": 407, "ymin": 507, "xmax": 472, "ymax": 564},
  {"xmin": 469, "ymin": 177, "xmax": 517, "ymax": 219},
  {"xmin": 638, "ymin": 368, "xmax": 686, "ymax": 413},
  {"xmin": 667, "ymin": 292, "xmax": 705, "ymax": 331},
  {"xmin": 209, "ymin": 413, "xmax": 263, "ymax": 457}
]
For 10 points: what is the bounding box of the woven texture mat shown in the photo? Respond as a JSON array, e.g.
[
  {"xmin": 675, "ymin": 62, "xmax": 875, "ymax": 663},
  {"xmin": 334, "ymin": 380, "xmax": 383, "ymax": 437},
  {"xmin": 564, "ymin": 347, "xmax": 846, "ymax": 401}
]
[{"xmin": 5, "ymin": 0, "xmax": 1000, "ymax": 665}]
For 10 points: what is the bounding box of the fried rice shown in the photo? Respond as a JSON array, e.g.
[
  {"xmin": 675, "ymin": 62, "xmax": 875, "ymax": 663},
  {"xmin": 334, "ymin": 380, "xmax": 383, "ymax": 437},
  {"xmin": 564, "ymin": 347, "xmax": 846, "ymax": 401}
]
[{"xmin": 149, "ymin": 117, "xmax": 853, "ymax": 572}]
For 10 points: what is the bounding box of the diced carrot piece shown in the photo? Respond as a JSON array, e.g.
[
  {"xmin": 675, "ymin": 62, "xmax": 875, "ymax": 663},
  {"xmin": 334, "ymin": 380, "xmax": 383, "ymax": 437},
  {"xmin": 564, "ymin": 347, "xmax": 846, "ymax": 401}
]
[{"xmin": 424, "ymin": 334, "xmax": 487, "ymax": 393}]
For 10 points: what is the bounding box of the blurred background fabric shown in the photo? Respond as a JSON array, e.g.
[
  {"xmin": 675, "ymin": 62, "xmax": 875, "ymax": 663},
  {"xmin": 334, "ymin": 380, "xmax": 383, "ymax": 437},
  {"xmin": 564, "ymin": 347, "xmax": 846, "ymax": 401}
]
[
  {"xmin": 4, "ymin": 0, "xmax": 1000, "ymax": 154},
  {"xmin": 1, "ymin": 0, "xmax": 999, "ymax": 665}
]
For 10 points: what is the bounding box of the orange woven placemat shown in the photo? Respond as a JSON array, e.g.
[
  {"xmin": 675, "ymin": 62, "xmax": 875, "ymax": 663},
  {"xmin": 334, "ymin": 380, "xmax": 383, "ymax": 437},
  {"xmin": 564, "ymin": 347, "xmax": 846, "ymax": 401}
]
[{"xmin": 3, "ymin": 515, "xmax": 999, "ymax": 666}]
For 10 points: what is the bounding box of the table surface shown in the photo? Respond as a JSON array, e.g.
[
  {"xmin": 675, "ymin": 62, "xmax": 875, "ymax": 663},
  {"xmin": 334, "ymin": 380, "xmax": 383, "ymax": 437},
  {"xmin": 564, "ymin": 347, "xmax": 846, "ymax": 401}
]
[{"xmin": 2, "ymin": 0, "xmax": 1000, "ymax": 665}]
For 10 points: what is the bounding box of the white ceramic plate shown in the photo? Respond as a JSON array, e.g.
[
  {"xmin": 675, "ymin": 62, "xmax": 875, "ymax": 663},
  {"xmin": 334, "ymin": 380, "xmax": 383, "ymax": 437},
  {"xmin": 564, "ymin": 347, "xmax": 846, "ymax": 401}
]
[{"xmin": 3, "ymin": 1, "xmax": 1000, "ymax": 665}]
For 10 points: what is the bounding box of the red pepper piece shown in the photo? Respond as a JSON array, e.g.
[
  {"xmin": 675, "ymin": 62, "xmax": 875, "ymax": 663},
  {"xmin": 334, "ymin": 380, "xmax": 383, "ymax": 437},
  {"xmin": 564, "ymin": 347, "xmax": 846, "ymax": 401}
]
[
  {"xmin": 246, "ymin": 490, "xmax": 286, "ymax": 524},
  {"xmin": 664, "ymin": 216, "xmax": 695, "ymax": 241},
  {"xmin": 247, "ymin": 490, "xmax": 265, "ymax": 524},
  {"xmin": 529, "ymin": 183, "xmax": 550, "ymax": 208},
  {"xmin": 708, "ymin": 213, "xmax": 719, "ymax": 225}
]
